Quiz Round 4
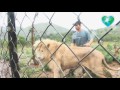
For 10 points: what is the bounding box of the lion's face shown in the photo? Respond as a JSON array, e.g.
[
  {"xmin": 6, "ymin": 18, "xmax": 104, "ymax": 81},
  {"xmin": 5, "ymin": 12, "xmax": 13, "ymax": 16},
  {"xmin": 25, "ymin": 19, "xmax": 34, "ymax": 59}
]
[
  {"xmin": 34, "ymin": 41, "xmax": 50, "ymax": 62},
  {"xmin": 35, "ymin": 47, "xmax": 45, "ymax": 61}
]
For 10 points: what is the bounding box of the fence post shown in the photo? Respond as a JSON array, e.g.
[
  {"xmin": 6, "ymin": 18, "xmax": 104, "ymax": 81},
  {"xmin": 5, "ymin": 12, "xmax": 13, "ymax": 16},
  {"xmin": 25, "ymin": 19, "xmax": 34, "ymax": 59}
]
[
  {"xmin": 8, "ymin": 12, "xmax": 20, "ymax": 78},
  {"xmin": 31, "ymin": 28, "xmax": 39, "ymax": 65}
]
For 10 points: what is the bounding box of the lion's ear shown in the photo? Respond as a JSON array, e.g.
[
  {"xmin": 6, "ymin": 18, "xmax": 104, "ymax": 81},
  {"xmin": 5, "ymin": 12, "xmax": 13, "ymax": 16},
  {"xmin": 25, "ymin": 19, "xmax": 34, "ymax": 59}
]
[{"xmin": 47, "ymin": 43, "xmax": 50, "ymax": 48}]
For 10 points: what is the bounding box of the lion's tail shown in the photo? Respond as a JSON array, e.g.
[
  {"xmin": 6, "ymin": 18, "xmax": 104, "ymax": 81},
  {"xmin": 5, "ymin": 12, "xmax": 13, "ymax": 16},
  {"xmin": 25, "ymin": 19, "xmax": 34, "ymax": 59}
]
[{"xmin": 103, "ymin": 59, "xmax": 120, "ymax": 71}]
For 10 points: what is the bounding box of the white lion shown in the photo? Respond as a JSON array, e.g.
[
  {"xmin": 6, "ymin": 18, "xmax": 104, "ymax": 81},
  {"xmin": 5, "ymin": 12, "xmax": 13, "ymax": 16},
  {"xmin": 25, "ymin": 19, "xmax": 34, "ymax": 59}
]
[{"xmin": 33, "ymin": 39, "xmax": 120, "ymax": 78}]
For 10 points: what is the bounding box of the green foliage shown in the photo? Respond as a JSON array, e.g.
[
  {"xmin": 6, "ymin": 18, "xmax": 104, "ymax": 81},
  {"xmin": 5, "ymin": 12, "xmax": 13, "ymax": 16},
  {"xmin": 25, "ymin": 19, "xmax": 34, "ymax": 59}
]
[
  {"xmin": 21, "ymin": 67, "xmax": 40, "ymax": 78},
  {"xmin": 0, "ymin": 51, "xmax": 9, "ymax": 61},
  {"xmin": 107, "ymin": 44, "xmax": 113, "ymax": 50},
  {"xmin": 105, "ymin": 54, "xmax": 113, "ymax": 63},
  {"xmin": 0, "ymin": 40, "xmax": 9, "ymax": 61},
  {"xmin": 20, "ymin": 62, "xmax": 41, "ymax": 78},
  {"xmin": 95, "ymin": 26, "xmax": 120, "ymax": 42},
  {"xmin": 43, "ymin": 65, "xmax": 51, "ymax": 71},
  {"xmin": 116, "ymin": 56, "xmax": 120, "ymax": 62},
  {"xmin": 96, "ymin": 43, "xmax": 120, "ymax": 63},
  {"xmin": 0, "ymin": 40, "xmax": 8, "ymax": 48},
  {"xmin": 43, "ymin": 31, "xmax": 73, "ymax": 45},
  {"xmin": 35, "ymin": 35, "xmax": 40, "ymax": 40},
  {"xmin": 18, "ymin": 36, "xmax": 27, "ymax": 46}
]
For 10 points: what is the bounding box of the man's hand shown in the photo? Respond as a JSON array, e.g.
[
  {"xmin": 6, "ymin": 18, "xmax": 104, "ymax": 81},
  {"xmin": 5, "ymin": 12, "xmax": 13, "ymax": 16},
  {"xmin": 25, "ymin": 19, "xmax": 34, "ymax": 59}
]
[
  {"xmin": 84, "ymin": 43, "xmax": 91, "ymax": 47},
  {"xmin": 84, "ymin": 39, "xmax": 93, "ymax": 47}
]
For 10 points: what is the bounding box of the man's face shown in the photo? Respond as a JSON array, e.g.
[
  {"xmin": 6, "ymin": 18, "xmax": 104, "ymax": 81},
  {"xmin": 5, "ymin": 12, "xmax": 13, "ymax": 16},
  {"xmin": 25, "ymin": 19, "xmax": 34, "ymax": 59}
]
[{"xmin": 75, "ymin": 24, "xmax": 81, "ymax": 31}]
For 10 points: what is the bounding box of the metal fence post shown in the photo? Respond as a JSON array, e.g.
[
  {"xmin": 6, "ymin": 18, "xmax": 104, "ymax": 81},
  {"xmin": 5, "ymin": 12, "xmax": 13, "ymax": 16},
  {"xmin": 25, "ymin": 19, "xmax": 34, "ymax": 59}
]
[{"xmin": 8, "ymin": 12, "xmax": 20, "ymax": 78}]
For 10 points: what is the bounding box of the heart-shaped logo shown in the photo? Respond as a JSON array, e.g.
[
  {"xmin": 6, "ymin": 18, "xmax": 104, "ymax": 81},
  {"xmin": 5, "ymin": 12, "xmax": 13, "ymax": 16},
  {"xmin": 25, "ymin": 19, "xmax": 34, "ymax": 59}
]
[{"xmin": 102, "ymin": 16, "xmax": 114, "ymax": 27}]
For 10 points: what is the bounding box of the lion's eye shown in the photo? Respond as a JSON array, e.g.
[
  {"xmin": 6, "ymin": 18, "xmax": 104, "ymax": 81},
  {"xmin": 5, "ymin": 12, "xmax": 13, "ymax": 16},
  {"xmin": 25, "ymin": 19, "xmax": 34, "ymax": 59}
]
[{"xmin": 41, "ymin": 50, "xmax": 43, "ymax": 52}]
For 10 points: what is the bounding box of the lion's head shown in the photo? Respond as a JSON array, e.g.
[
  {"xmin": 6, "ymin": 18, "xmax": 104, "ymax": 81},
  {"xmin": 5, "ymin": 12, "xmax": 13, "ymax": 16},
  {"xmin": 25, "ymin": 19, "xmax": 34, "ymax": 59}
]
[{"xmin": 33, "ymin": 39, "xmax": 58, "ymax": 62}]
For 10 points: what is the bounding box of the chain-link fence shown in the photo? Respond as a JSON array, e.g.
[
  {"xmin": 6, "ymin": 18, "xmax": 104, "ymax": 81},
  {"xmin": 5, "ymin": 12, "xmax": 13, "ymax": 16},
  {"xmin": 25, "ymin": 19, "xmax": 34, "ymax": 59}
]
[{"xmin": 0, "ymin": 12, "xmax": 120, "ymax": 78}]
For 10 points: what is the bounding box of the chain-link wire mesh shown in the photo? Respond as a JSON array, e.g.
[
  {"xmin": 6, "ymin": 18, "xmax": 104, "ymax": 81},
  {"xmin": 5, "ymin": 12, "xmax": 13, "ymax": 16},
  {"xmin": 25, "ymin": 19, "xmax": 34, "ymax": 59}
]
[{"xmin": 0, "ymin": 12, "xmax": 120, "ymax": 78}]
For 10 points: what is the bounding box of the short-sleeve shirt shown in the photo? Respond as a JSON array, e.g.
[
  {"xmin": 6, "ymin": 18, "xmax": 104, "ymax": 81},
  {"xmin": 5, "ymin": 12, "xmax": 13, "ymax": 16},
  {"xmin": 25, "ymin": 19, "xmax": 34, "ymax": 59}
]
[{"xmin": 72, "ymin": 30, "xmax": 92, "ymax": 46}]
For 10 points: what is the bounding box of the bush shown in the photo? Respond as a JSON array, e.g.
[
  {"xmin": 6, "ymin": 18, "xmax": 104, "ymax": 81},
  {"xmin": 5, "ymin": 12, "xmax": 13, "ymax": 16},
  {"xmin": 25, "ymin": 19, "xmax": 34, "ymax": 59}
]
[
  {"xmin": 42, "ymin": 64, "xmax": 51, "ymax": 72},
  {"xmin": 18, "ymin": 36, "xmax": 27, "ymax": 46},
  {"xmin": 105, "ymin": 54, "xmax": 113, "ymax": 63},
  {"xmin": 107, "ymin": 44, "xmax": 113, "ymax": 50},
  {"xmin": 0, "ymin": 51, "xmax": 9, "ymax": 61},
  {"xmin": 96, "ymin": 46, "xmax": 114, "ymax": 63},
  {"xmin": 43, "ymin": 32, "xmax": 73, "ymax": 44}
]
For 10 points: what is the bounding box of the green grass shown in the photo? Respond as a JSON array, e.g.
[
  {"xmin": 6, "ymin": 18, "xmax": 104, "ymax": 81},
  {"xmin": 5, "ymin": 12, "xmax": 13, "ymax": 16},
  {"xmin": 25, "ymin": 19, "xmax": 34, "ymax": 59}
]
[{"xmin": 19, "ymin": 57, "xmax": 42, "ymax": 78}]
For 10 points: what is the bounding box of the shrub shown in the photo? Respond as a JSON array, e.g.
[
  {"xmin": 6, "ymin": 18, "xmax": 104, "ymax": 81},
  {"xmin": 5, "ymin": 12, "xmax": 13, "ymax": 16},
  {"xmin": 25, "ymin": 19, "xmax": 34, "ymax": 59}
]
[
  {"xmin": 18, "ymin": 36, "xmax": 27, "ymax": 46},
  {"xmin": 0, "ymin": 51, "xmax": 10, "ymax": 61}
]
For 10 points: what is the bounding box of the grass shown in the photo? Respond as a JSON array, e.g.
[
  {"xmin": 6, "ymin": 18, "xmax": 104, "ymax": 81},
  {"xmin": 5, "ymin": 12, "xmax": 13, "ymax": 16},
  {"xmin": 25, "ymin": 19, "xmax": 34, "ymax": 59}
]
[{"xmin": 19, "ymin": 57, "xmax": 43, "ymax": 78}]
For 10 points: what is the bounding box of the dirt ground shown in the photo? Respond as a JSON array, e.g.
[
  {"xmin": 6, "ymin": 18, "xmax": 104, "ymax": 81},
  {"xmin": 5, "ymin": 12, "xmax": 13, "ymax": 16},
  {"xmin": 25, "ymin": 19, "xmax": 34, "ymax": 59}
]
[
  {"xmin": 106, "ymin": 61, "xmax": 120, "ymax": 78},
  {"xmin": 0, "ymin": 60, "xmax": 12, "ymax": 78}
]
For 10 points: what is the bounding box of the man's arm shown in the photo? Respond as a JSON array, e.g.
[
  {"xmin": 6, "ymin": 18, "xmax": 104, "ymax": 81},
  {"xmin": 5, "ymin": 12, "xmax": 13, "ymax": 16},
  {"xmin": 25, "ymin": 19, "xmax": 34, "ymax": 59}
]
[
  {"xmin": 84, "ymin": 39, "xmax": 93, "ymax": 47},
  {"xmin": 72, "ymin": 31, "xmax": 77, "ymax": 46},
  {"xmin": 72, "ymin": 39, "xmax": 76, "ymax": 46}
]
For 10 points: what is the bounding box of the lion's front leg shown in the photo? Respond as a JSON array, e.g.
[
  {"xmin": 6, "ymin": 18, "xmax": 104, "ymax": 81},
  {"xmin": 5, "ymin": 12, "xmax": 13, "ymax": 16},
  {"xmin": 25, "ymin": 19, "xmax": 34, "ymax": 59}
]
[
  {"xmin": 53, "ymin": 68, "xmax": 61, "ymax": 78},
  {"xmin": 52, "ymin": 61, "xmax": 61, "ymax": 78},
  {"xmin": 48, "ymin": 60, "xmax": 61, "ymax": 78}
]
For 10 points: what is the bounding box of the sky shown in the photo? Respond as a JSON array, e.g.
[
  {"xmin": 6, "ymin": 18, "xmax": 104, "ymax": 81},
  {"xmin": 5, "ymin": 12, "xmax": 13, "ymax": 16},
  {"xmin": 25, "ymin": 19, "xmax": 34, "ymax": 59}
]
[{"xmin": 0, "ymin": 12, "xmax": 120, "ymax": 30}]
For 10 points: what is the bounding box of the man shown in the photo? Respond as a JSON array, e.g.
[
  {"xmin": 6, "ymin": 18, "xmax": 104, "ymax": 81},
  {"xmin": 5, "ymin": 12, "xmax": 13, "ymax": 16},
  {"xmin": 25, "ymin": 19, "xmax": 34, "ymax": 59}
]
[{"xmin": 72, "ymin": 20, "xmax": 93, "ymax": 47}]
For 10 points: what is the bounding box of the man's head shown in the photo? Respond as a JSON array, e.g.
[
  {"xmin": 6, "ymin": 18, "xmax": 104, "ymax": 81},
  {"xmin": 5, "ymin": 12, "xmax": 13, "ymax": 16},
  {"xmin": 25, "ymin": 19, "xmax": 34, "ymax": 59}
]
[{"xmin": 73, "ymin": 20, "xmax": 81, "ymax": 31}]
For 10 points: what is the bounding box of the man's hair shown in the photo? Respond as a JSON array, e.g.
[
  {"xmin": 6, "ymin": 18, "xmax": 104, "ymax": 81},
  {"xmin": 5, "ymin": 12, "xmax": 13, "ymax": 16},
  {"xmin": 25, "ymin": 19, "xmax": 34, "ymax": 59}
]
[{"xmin": 73, "ymin": 20, "xmax": 81, "ymax": 26}]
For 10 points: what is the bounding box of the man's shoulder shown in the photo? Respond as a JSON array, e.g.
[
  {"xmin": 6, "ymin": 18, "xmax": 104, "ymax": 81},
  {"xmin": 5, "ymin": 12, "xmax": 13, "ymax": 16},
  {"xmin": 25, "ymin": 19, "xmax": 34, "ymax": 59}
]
[
  {"xmin": 82, "ymin": 29, "xmax": 89, "ymax": 32},
  {"xmin": 83, "ymin": 30, "xmax": 90, "ymax": 34}
]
